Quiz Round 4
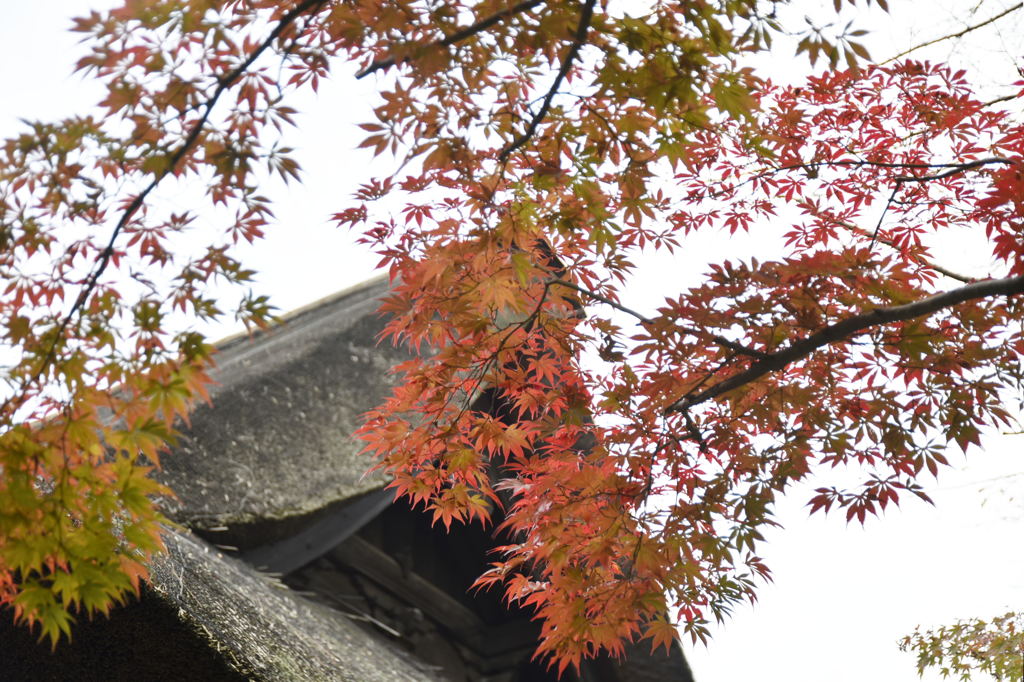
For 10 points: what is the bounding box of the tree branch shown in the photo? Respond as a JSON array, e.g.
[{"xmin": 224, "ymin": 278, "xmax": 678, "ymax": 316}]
[
  {"xmin": 869, "ymin": 184, "xmax": 901, "ymax": 250},
  {"xmin": 882, "ymin": 2, "xmax": 1024, "ymax": 64},
  {"xmin": 549, "ymin": 279, "xmax": 767, "ymax": 359},
  {"xmin": 834, "ymin": 219, "xmax": 974, "ymax": 283},
  {"xmin": 784, "ymin": 157, "xmax": 1013, "ymax": 181},
  {"xmin": 891, "ymin": 157, "xmax": 1016, "ymax": 182},
  {"xmin": 666, "ymin": 273, "xmax": 1024, "ymax": 413},
  {"xmin": 549, "ymin": 278, "xmax": 653, "ymax": 323},
  {"xmin": 355, "ymin": 0, "xmax": 547, "ymax": 79},
  {"xmin": 497, "ymin": 0, "xmax": 597, "ymax": 162},
  {"xmin": 2, "ymin": 0, "xmax": 330, "ymax": 417},
  {"xmin": 983, "ymin": 92, "xmax": 1019, "ymax": 108}
]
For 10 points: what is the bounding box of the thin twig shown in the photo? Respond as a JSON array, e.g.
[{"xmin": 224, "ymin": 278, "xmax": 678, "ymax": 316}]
[
  {"xmin": 882, "ymin": 2, "xmax": 1023, "ymax": 64},
  {"xmin": 870, "ymin": 157, "xmax": 1014, "ymax": 249},
  {"xmin": 691, "ymin": 157, "xmax": 1014, "ymax": 203},
  {"xmin": 549, "ymin": 278, "xmax": 653, "ymax": 324},
  {"xmin": 355, "ymin": 0, "xmax": 547, "ymax": 79},
  {"xmin": 869, "ymin": 185, "xmax": 900, "ymax": 250},
  {"xmin": 497, "ymin": 0, "xmax": 597, "ymax": 162},
  {"xmin": 834, "ymin": 220, "xmax": 973, "ymax": 283},
  {"xmin": 983, "ymin": 93, "xmax": 1018, "ymax": 107},
  {"xmin": 667, "ymin": 273, "xmax": 1024, "ymax": 413}
]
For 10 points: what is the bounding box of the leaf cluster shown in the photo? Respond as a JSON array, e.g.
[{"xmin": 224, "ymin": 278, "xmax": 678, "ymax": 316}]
[
  {"xmin": 2, "ymin": 0, "xmax": 1023, "ymax": 672},
  {"xmin": 900, "ymin": 612, "xmax": 1024, "ymax": 682}
]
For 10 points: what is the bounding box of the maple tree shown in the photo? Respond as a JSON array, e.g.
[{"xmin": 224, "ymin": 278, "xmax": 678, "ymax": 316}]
[
  {"xmin": 1, "ymin": 0, "xmax": 1022, "ymax": 674},
  {"xmin": 901, "ymin": 611, "xmax": 1024, "ymax": 682}
]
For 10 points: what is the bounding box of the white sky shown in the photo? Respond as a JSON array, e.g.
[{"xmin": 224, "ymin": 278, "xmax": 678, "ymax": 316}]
[{"xmin": 2, "ymin": 2, "xmax": 1022, "ymax": 681}]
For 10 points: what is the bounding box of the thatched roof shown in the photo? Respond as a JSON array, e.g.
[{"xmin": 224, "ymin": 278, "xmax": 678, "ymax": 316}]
[
  {"xmin": 2, "ymin": 276, "xmax": 444, "ymax": 681},
  {"xmin": 1, "ymin": 526, "xmax": 443, "ymax": 681},
  {"xmin": 146, "ymin": 528, "xmax": 444, "ymax": 682},
  {"xmin": 140, "ymin": 274, "xmax": 451, "ymax": 680},
  {"xmin": 157, "ymin": 275, "xmax": 408, "ymax": 529}
]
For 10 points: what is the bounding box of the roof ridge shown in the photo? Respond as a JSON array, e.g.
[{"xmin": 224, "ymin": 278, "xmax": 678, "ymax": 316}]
[{"xmin": 213, "ymin": 273, "xmax": 390, "ymax": 352}]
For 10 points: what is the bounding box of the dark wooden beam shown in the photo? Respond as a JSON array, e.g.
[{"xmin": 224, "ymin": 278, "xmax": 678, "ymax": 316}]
[
  {"xmin": 330, "ymin": 535, "xmax": 541, "ymax": 663},
  {"xmin": 241, "ymin": 488, "xmax": 394, "ymax": 574}
]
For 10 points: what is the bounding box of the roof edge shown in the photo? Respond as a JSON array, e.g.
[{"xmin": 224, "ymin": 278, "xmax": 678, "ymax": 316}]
[{"xmin": 213, "ymin": 273, "xmax": 390, "ymax": 353}]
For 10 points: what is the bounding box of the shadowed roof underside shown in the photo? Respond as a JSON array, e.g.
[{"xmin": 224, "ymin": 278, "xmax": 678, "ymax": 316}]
[{"xmin": 147, "ymin": 528, "xmax": 443, "ymax": 682}]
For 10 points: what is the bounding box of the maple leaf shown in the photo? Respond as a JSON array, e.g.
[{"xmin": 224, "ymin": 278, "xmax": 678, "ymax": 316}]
[{"xmin": 4, "ymin": 0, "xmax": 1024, "ymax": 675}]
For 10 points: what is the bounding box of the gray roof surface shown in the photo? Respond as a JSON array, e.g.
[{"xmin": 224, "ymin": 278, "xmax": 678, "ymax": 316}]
[
  {"xmin": 157, "ymin": 275, "xmax": 411, "ymax": 528},
  {"xmin": 142, "ymin": 277, "xmax": 445, "ymax": 680},
  {"xmin": 129, "ymin": 277, "xmax": 448, "ymax": 681},
  {"xmin": 149, "ymin": 528, "xmax": 443, "ymax": 682}
]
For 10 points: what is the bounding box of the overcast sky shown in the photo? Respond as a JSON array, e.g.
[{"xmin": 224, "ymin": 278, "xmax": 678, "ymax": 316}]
[{"xmin": 2, "ymin": 3, "xmax": 1022, "ymax": 681}]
